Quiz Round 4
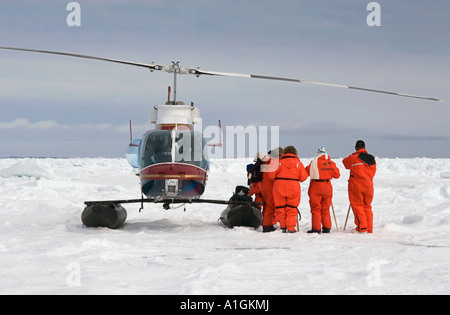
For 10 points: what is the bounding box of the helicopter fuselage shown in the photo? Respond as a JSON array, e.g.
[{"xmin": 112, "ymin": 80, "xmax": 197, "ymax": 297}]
[{"xmin": 126, "ymin": 102, "xmax": 209, "ymax": 200}]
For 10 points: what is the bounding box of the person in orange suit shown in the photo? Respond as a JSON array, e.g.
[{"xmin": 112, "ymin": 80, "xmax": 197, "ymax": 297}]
[
  {"xmin": 342, "ymin": 140, "xmax": 376, "ymax": 234},
  {"xmin": 260, "ymin": 147, "xmax": 283, "ymax": 232},
  {"xmin": 273, "ymin": 145, "xmax": 308, "ymax": 233},
  {"xmin": 305, "ymin": 146, "xmax": 340, "ymax": 234}
]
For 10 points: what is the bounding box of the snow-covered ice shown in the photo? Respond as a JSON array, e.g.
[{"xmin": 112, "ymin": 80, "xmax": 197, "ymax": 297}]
[{"xmin": 0, "ymin": 157, "xmax": 449, "ymax": 295}]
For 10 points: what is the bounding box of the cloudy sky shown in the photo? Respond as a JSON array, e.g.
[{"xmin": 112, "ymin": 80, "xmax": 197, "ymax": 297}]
[{"xmin": 0, "ymin": 0, "xmax": 449, "ymax": 158}]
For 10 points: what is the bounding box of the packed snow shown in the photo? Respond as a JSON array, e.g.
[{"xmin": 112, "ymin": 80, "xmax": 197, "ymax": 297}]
[{"xmin": 0, "ymin": 157, "xmax": 449, "ymax": 295}]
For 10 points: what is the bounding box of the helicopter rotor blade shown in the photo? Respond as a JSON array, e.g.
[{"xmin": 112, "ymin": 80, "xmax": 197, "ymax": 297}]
[
  {"xmin": 0, "ymin": 46, "xmax": 445, "ymax": 102},
  {"xmin": 0, "ymin": 46, "xmax": 166, "ymax": 71},
  {"xmin": 193, "ymin": 69, "xmax": 446, "ymax": 102}
]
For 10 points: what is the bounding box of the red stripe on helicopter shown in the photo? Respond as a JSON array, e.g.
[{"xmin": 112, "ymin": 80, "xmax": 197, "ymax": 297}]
[
  {"xmin": 140, "ymin": 163, "xmax": 208, "ymax": 181},
  {"xmin": 156, "ymin": 124, "xmax": 193, "ymax": 130}
]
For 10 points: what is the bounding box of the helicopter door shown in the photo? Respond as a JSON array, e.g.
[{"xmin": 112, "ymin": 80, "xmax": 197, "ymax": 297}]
[
  {"xmin": 140, "ymin": 130, "xmax": 174, "ymax": 167},
  {"xmin": 126, "ymin": 138, "xmax": 142, "ymax": 168}
]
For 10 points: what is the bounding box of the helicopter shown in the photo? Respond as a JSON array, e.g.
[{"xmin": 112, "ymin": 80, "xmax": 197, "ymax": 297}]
[{"xmin": 0, "ymin": 46, "xmax": 446, "ymax": 229}]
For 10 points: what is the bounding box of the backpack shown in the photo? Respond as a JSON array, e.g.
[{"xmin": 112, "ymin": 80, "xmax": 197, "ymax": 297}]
[{"xmin": 246, "ymin": 160, "xmax": 263, "ymax": 185}]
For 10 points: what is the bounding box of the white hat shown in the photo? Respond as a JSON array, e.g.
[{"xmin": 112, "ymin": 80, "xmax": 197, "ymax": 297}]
[
  {"xmin": 254, "ymin": 152, "xmax": 264, "ymax": 162},
  {"xmin": 317, "ymin": 146, "xmax": 326, "ymax": 154}
]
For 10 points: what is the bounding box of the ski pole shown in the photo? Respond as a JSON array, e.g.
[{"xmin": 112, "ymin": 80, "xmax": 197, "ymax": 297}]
[
  {"xmin": 343, "ymin": 204, "xmax": 351, "ymax": 231},
  {"xmin": 331, "ymin": 202, "xmax": 339, "ymax": 232},
  {"xmin": 296, "ymin": 208, "xmax": 301, "ymax": 232}
]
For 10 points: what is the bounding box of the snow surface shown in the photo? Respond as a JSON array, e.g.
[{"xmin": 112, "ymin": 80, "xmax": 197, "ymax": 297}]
[{"xmin": 0, "ymin": 157, "xmax": 449, "ymax": 295}]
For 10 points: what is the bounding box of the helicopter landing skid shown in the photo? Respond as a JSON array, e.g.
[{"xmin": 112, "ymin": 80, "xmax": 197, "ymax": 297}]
[
  {"xmin": 84, "ymin": 197, "xmax": 260, "ymax": 207},
  {"xmin": 82, "ymin": 197, "xmax": 261, "ymax": 229}
]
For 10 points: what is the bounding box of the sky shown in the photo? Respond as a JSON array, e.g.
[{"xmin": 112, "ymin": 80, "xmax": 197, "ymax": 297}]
[{"xmin": 0, "ymin": 0, "xmax": 449, "ymax": 158}]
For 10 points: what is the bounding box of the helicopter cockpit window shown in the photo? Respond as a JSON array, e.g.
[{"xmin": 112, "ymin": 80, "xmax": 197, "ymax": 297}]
[{"xmin": 141, "ymin": 130, "xmax": 208, "ymax": 170}]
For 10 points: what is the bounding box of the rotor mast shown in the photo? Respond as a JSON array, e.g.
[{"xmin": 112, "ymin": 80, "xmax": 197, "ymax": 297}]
[
  {"xmin": 171, "ymin": 61, "xmax": 180, "ymax": 104},
  {"xmin": 161, "ymin": 61, "xmax": 183, "ymax": 104}
]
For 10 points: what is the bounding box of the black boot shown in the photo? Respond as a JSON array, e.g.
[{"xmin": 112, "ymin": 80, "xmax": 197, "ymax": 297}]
[
  {"xmin": 307, "ymin": 229, "xmax": 321, "ymax": 234},
  {"xmin": 262, "ymin": 225, "xmax": 276, "ymax": 233},
  {"xmin": 322, "ymin": 228, "xmax": 331, "ymax": 233}
]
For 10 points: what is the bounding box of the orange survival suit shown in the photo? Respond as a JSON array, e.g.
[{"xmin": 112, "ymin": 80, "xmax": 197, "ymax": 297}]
[
  {"xmin": 273, "ymin": 153, "xmax": 308, "ymax": 232},
  {"xmin": 260, "ymin": 154, "xmax": 279, "ymax": 230},
  {"xmin": 342, "ymin": 148, "xmax": 376, "ymax": 233},
  {"xmin": 305, "ymin": 153, "xmax": 340, "ymax": 233}
]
